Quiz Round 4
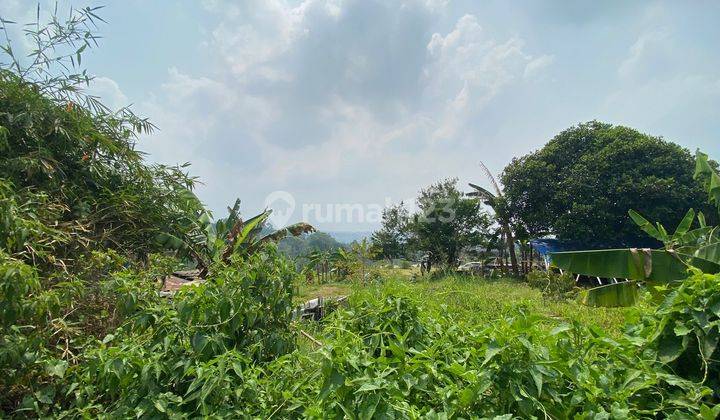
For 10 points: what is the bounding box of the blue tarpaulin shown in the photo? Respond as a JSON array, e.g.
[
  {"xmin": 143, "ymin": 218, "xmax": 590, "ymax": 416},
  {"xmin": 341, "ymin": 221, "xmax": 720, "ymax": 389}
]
[{"xmin": 530, "ymin": 238, "xmax": 583, "ymax": 267}]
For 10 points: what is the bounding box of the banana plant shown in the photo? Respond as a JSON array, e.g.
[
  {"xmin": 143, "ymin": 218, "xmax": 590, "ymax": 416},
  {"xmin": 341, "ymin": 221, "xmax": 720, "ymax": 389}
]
[
  {"xmin": 157, "ymin": 198, "xmax": 315, "ymax": 277},
  {"xmin": 350, "ymin": 238, "xmax": 373, "ymax": 283},
  {"xmin": 305, "ymin": 250, "xmax": 332, "ymax": 283},
  {"xmin": 551, "ymin": 150, "xmax": 720, "ymax": 306},
  {"xmin": 468, "ymin": 161, "xmax": 520, "ymax": 277}
]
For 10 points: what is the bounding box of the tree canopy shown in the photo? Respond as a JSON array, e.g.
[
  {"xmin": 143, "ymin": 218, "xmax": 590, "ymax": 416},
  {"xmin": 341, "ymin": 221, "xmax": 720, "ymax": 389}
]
[
  {"xmin": 407, "ymin": 178, "xmax": 491, "ymax": 266},
  {"xmin": 501, "ymin": 121, "xmax": 714, "ymax": 247},
  {"xmin": 370, "ymin": 203, "xmax": 409, "ymax": 261},
  {"xmin": 277, "ymin": 231, "xmax": 344, "ymax": 259}
]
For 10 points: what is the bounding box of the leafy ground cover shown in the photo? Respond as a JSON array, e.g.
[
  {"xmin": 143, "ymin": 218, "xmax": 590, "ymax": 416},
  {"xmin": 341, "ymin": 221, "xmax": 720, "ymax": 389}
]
[
  {"xmin": 296, "ymin": 271, "xmax": 632, "ymax": 336},
  {"xmin": 356, "ymin": 274, "xmax": 638, "ymax": 338},
  {"xmin": 290, "ymin": 272, "xmax": 719, "ymax": 418},
  {"xmin": 9, "ymin": 247, "xmax": 719, "ymax": 418}
]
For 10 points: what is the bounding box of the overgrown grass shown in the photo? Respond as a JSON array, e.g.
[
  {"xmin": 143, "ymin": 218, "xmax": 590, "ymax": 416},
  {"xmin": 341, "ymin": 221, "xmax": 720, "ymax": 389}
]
[
  {"xmin": 338, "ymin": 273, "xmax": 644, "ymax": 339},
  {"xmin": 294, "ymin": 282, "xmax": 353, "ymax": 304},
  {"xmin": 291, "ymin": 271, "xmax": 718, "ymax": 417}
]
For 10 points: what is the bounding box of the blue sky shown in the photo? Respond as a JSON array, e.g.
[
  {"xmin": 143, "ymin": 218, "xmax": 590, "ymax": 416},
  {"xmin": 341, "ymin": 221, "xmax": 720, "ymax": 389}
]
[{"xmin": 2, "ymin": 0, "xmax": 719, "ymax": 231}]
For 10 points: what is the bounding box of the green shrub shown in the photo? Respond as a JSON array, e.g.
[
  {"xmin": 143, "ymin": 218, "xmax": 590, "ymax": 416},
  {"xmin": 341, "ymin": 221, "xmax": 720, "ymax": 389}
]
[
  {"xmin": 5, "ymin": 250, "xmax": 719, "ymax": 417},
  {"xmin": 527, "ymin": 269, "xmax": 577, "ymax": 300},
  {"xmin": 632, "ymin": 270, "xmax": 720, "ymax": 392},
  {"xmin": 0, "ymin": 73, "xmax": 205, "ymax": 270},
  {"xmin": 50, "ymin": 246, "xmax": 298, "ymax": 417},
  {"xmin": 306, "ymin": 274, "xmax": 719, "ymax": 418}
]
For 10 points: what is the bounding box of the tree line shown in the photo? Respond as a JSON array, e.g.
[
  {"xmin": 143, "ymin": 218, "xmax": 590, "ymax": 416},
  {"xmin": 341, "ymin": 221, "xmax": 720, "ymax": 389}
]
[{"xmin": 372, "ymin": 121, "xmax": 715, "ymax": 275}]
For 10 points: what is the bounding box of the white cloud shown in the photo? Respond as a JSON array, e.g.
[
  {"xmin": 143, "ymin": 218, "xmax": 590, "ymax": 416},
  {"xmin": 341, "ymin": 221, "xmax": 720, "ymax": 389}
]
[
  {"xmin": 129, "ymin": 1, "xmax": 550, "ymax": 228},
  {"xmin": 87, "ymin": 77, "xmax": 129, "ymax": 111},
  {"xmin": 423, "ymin": 14, "xmax": 545, "ymax": 141},
  {"xmin": 524, "ymin": 54, "xmax": 555, "ymax": 79},
  {"xmin": 618, "ymin": 29, "xmax": 669, "ymax": 78}
]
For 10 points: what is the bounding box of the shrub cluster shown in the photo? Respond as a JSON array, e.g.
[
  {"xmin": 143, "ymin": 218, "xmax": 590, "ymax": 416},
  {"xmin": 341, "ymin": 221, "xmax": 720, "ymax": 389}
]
[
  {"xmin": 4, "ymin": 259, "xmax": 718, "ymax": 417},
  {"xmin": 0, "ymin": 72, "xmax": 204, "ymax": 271},
  {"xmin": 526, "ymin": 269, "xmax": 577, "ymax": 300},
  {"xmin": 305, "ymin": 273, "xmax": 718, "ymax": 418},
  {"xmin": 0, "ymin": 247, "xmax": 298, "ymax": 417}
]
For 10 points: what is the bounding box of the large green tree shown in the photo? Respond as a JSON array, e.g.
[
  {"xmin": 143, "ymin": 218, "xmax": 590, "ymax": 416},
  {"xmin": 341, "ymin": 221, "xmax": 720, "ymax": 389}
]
[
  {"xmin": 370, "ymin": 202, "xmax": 409, "ymax": 262},
  {"xmin": 501, "ymin": 121, "xmax": 713, "ymax": 247},
  {"xmin": 278, "ymin": 231, "xmax": 343, "ymax": 259},
  {"xmin": 407, "ymin": 178, "xmax": 491, "ymax": 266}
]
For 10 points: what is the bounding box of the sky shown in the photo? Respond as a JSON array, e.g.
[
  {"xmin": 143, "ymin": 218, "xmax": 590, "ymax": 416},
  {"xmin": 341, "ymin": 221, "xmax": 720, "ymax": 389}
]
[{"xmin": 2, "ymin": 0, "xmax": 719, "ymax": 232}]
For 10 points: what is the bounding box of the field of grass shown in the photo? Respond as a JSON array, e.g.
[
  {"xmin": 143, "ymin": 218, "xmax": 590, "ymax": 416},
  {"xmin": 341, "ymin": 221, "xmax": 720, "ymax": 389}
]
[
  {"xmin": 294, "ymin": 281, "xmax": 353, "ymax": 303},
  {"xmin": 282, "ymin": 270, "xmax": 706, "ymax": 417},
  {"xmin": 297, "ymin": 271, "xmax": 646, "ymax": 339}
]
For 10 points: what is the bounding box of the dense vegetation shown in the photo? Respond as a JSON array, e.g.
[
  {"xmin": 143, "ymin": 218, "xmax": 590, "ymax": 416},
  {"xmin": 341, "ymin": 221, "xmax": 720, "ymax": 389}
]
[
  {"xmin": 2, "ymin": 6, "xmax": 719, "ymax": 418},
  {"xmin": 371, "ymin": 179, "xmax": 491, "ymax": 269},
  {"xmin": 502, "ymin": 121, "xmax": 714, "ymax": 247}
]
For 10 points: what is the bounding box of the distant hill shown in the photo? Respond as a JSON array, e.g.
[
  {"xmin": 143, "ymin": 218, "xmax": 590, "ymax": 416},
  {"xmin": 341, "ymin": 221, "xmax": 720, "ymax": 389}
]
[
  {"xmin": 326, "ymin": 231, "xmax": 372, "ymax": 244},
  {"xmin": 276, "ymin": 231, "xmax": 373, "ymax": 268},
  {"xmin": 277, "ymin": 232, "xmax": 344, "ymax": 260}
]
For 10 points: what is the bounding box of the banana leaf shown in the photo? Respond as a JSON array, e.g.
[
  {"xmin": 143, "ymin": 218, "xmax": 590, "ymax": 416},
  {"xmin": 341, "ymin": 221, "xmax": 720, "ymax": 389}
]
[
  {"xmin": 582, "ymin": 281, "xmax": 639, "ymax": 307},
  {"xmin": 256, "ymin": 223, "xmax": 315, "ymax": 244},
  {"xmin": 628, "ymin": 210, "xmax": 667, "ymax": 242},
  {"xmin": 693, "ymin": 242, "xmax": 720, "ymax": 265},
  {"xmin": 154, "ymin": 232, "xmax": 186, "ymax": 250},
  {"xmin": 671, "ymin": 208, "xmax": 696, "ymax": 241},
  {"xmin": 550, "ymin": 249, "xmax": 695, "ymax": 282},
  {"xmin": 678, "ymin": 226, "xmax": 714, "ymax": 246},
  {"xmin": 551, "ymin": 248, "xmax": 720, "ymax": 307},
  {"xmin": 695, "ymin": 150, "xmax": 720, "ymax": 210}
]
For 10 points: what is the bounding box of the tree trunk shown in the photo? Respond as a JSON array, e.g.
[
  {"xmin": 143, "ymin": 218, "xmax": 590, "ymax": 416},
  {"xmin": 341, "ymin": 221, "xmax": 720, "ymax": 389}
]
[
  {"xmin": 499, "ymin": 234, "xmax": 506, "ymax": 273},
  {"xmin": 447, "ymin": 245, "xmax": 456, "ymax": 267},
  {"xmin": 503, "ymin": 224, "xmax": 519, "ymax": 277}
]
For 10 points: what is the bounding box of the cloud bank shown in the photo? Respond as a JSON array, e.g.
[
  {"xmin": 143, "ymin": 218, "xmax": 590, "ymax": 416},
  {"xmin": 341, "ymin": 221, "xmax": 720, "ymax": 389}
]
[
  {"xmin": 131, "ymin": 0, "xmax": 555, "ymax": 229},
  {"xmin": 5, "ymin": 0, "xmax": 718, "ymax": 231}
]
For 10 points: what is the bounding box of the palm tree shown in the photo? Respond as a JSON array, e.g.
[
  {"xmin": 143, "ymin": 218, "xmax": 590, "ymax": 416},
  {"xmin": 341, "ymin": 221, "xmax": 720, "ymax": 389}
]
[{"xmin": 468, "ymin": 162, "xmax": 519, "ymax": 277}]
